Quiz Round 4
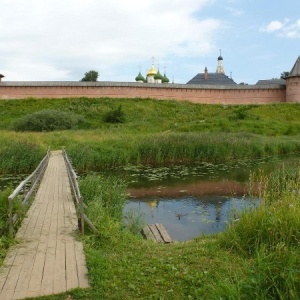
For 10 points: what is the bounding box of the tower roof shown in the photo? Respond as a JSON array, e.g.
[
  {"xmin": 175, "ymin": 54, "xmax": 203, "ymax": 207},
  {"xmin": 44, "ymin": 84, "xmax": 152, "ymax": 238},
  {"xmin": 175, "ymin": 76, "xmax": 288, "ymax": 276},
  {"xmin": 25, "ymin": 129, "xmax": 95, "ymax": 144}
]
[
  {"xmin": 217, "ymin": 49, "xmax": 223, "ymax": 61},
  {"xmin": 135, "ymin": 71, "xmax": 145, "ymax": 82},
  {"xmin": 186, "ymin": 73, "xmax": 236, "ymax": 85},
  {"xmin": 288, "ymin": 56, "xmax": 300, "ymax": 77},
  {"xmin": 154, "ymin": 69, "xmax": 163, "ymax": 80},
  {"xmin": 162, "ymin": 72, "xmax": 169, "ymax": 83},
  {"xmin": 147, "ymin": 64, "xmax": 157, "ymax": 76}
]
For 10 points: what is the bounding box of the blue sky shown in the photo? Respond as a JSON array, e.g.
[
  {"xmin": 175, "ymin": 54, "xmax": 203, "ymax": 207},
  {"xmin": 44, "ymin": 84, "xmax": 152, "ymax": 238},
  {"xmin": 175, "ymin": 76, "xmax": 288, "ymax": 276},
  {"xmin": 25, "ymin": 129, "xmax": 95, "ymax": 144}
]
[{"xmin": 0, "ymin": 0, "xmax": 299, "ymax": 84}]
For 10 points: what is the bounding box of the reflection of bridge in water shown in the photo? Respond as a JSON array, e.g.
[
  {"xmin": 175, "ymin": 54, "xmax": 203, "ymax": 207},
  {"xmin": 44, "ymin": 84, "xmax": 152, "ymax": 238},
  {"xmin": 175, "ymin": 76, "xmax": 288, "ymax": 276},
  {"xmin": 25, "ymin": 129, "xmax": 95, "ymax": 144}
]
[{"xmin": 0, "ymin": 150, "xmax": 89, "ymax": 300}]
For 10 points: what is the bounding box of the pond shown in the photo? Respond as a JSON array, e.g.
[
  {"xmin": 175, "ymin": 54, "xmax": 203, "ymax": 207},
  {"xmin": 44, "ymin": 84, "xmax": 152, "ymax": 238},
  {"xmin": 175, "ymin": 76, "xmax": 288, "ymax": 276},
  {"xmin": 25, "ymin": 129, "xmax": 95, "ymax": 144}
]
[
  {"xmin": 121, "ymin": 156, "xmax": 297, "ymax": 241},
  {"xmin": 1, "ymin": 155, "xmax": 299, "ymax": 241}
]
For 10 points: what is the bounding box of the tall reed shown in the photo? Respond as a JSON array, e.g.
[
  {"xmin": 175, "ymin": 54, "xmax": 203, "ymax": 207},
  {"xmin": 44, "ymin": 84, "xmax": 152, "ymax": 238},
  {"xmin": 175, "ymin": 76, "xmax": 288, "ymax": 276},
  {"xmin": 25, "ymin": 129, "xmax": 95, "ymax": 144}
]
[
  {"xmin": 79, "ymin": 174, "xmax": 127, "ymax": 237},
  {"xmin": 216, "ymin": 165, "xmax": 300, "ymax": 299},
  {"xmin": 0, "ymin": 141, "xmax": 44, "ymax": 174},
  {"xmin": 67, "ymin": 132, "xmax": 300, "ymax": 172}
]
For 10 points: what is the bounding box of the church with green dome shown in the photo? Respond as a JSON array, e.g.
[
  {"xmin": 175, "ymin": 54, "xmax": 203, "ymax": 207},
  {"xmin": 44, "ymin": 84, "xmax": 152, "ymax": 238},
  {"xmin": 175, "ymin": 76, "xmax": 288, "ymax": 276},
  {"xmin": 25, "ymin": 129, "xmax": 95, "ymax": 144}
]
[{"xmin": 135, "ymin": 64, "xmax": 169, "ymax": 84}]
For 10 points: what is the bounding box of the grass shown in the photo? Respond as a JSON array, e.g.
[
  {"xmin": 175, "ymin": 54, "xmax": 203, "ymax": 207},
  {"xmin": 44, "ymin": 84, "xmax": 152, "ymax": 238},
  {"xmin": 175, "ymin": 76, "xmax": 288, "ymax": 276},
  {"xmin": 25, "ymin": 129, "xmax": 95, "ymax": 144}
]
[
  {"xmin": 1, "ymin": 98, "xmax": 300, "ymax": 173},
  {"xmin": 1, "ymin": 97, "xmax": 300, "ymax": 299},
  {"xmin": 0, "ymin": 97, "xmax": 300, "ymax": 135},
  {"xmin": 216, "ymin": 166, "xmax": 300, "ymax": 299},
  {"xmin": 1, "ymin": 130, "xmax": 300, "ymax": 173},
  {"xmin": 0, "ymin": 139, "xmax": 45, "ymax": 174}
]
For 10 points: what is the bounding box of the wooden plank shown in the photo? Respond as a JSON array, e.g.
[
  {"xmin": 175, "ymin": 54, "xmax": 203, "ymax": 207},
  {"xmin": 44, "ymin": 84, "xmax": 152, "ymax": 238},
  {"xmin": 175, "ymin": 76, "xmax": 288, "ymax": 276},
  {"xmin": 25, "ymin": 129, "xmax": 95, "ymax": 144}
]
[
  {"xmin": 142, "ymin": 225, "xmax": 156, "ymax": 242},
  {"xmin": 148, "ymin": 224, "xmax": 164, "ymax": 243},
  {"xmin": 74, "ymin": 240, "xmax": 90, "ymax": 288},
  {"xmin": 142, "ymin": 224, "xmax": 172, "ymax": 244},
  {"xmin": 0, "ymin": 247, "xmax": 26, "ymax": 299},
  {"xmin": 155, "ymin": 224, "xmax": 172, "ymax": 243},
  {"xmin": 12, "ymin": 242, "xmax": 38, "ymax": 299},
  {"xmin": 65, "ymin": 237, "xmax": 79, "ymax": 290}
]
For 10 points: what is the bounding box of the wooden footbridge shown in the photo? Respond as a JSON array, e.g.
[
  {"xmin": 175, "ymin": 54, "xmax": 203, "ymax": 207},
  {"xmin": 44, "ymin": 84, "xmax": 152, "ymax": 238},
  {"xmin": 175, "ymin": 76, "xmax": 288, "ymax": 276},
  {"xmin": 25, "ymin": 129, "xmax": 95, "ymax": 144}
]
[{"xmin": 0, "ymin": 150, "xmax": 91, "ymax": 300}]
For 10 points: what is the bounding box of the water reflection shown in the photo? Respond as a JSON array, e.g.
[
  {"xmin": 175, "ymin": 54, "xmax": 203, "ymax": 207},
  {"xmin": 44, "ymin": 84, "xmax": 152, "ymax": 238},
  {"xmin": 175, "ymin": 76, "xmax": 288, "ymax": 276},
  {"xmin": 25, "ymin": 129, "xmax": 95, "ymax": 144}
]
[
  {"xmin": 0, "ymin": 175, "xmax": 27, "ymax": 192},
  {"xmin": 122, "ymin": 158, "xmax": 278, "ymax": 241},
  {"xmin": 124, "ymin": 195, "xmax": 256, "ymax": 241}
]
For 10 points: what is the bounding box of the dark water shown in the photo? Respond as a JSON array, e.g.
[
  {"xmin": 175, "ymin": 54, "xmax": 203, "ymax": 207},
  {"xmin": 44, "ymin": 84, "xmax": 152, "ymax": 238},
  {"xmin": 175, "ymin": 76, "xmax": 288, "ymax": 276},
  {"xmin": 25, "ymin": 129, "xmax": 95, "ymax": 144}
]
[
  {"xmin": 122, "ymin": 156, "xmax": 299, "ymax": 241},
  {"xmin": 124, "ymin": 195, "xmax": 257, "ymax": 241}
]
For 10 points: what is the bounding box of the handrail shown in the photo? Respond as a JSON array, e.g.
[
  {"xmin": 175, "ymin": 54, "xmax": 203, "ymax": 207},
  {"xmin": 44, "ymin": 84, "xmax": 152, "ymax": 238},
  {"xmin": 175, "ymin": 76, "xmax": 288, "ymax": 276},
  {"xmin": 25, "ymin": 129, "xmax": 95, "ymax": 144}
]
[
  {"xmin": 62, "ymin": 148, "xmax": 99, "ymax": 235},
  {"xmin": 8, "ymin": 147, "xmax": 50, "ymax": 237}
]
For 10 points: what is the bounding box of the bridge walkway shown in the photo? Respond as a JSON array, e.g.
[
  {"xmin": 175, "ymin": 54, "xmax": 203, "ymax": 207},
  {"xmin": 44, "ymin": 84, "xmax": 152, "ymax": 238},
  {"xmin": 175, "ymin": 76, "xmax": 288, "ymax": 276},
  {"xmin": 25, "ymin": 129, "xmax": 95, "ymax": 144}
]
[{"xmin": 0, "ymin": 150, "xmax": 89, "ymax": 300}]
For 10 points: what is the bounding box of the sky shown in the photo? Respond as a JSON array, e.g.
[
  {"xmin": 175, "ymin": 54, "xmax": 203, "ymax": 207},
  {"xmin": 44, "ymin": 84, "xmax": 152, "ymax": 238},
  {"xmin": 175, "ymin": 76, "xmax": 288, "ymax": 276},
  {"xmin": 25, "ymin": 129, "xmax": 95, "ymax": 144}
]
[{"xmin": 0, "ymin": 0, "xmax": 299, "ymax": 84}]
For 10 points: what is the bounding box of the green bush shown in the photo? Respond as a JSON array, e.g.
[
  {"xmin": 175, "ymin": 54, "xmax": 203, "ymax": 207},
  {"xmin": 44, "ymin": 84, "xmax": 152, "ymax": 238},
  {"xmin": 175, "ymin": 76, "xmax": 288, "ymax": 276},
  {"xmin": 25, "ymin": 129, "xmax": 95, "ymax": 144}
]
[
  {"xmin": 12, "ymin": 109, "xmax": 85, "ymax": 132},
  {"xmin": 103, "ymin": 105, "xmax": 125, "ymax": 124}
]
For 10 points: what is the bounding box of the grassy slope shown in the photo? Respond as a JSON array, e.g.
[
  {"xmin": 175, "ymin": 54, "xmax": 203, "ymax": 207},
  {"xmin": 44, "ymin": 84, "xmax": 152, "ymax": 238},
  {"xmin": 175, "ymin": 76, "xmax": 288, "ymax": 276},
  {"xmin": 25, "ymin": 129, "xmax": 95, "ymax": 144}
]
[{"xmin": 1, "ymin": 97, "xmax": 300, "ymax": 135}]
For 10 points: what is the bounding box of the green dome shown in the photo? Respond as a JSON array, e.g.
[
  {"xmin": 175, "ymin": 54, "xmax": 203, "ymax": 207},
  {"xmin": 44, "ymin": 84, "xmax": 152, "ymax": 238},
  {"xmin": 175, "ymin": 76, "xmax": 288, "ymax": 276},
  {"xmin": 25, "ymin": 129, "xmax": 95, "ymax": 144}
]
[
  {"xmin": 135, "ymin": 71, "xmax": 145, "ymax": 82},
  {"xmin": 154, "ymin": 69, "xmax": 163, "ymax": 80},
  {"xmin": 162, "ymin": 73, "xmax": 169, "ymax": 83}
]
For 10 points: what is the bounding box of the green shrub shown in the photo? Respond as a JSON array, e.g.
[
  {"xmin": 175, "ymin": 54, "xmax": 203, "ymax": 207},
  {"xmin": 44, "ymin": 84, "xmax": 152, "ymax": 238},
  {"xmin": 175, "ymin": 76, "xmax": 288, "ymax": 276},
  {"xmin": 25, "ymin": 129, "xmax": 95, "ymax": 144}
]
[
  {"xmin": 103, "ymin": 105, "xmax": 125, "ymax": 124},
  {"xmin": 12, "ymin": 109, "xmax": 85, "ymax": 131}
]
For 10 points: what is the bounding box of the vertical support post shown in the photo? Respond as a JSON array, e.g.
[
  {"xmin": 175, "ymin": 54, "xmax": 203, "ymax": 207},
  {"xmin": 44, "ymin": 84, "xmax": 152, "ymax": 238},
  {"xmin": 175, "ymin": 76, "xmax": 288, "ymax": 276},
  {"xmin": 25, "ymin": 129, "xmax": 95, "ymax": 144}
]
[
  {"xmin": 23, "ymin": 184, "xmax": 26, "ymax": 202},
  {"xmin": 8, "ymin": 196, "xmax": 14, "ymax": 238},
  {"xmin": 79, "ymin": 196, "xmax": 84, "ymax": 234}
]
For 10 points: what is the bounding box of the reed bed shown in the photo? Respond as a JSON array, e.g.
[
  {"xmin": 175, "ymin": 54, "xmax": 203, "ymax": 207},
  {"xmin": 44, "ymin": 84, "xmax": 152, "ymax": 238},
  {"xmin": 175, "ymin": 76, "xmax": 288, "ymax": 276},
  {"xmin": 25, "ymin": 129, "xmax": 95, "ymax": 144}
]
[
  {"xmin": 79, "ymin": 174, "xmax": 127, "ymax": 237},
  {"xmin": 217, "ymin": 165, "xmax": 300, "ymax": 299},
  {"xmin": 0, "ymin": 140, "xmax": 45, "ymax": 174},
  {"xmin": 67, "ymin": 132, "xmax": 300, "ymax": 172}
]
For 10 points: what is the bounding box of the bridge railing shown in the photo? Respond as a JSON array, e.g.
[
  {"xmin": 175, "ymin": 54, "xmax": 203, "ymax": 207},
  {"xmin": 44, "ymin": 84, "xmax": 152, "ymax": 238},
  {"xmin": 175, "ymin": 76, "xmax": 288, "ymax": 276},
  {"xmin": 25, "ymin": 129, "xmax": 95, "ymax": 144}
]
[
  {"xmin": 8, "ymin": 147, "xmax": 51, "ymax": 237},
  {"xmin": 62, "ymin": 148, "xmax": 99, "ymax": 235}
]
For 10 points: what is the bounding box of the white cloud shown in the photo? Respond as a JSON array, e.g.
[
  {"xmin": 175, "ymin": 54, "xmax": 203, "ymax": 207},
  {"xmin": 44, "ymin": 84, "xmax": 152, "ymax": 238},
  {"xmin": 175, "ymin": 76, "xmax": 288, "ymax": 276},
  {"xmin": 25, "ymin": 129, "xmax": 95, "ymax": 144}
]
[
  {"xmin": 263, "ymin": 21, "xmax": 285, "ymax": 32},
  {"xmin": 281, "ymin": 19, "xmax": 300, "ymax": 38},
  {"xmin": 261, "ymin": 19, "xmax": 300, "ymax": 38},
  {"xmin": 225, "ymin": 7, "xmax": 243, "ymax": 16},
  {"xmin": 0, "ymin": 0, "xmax": 224, "ymax": 80}
]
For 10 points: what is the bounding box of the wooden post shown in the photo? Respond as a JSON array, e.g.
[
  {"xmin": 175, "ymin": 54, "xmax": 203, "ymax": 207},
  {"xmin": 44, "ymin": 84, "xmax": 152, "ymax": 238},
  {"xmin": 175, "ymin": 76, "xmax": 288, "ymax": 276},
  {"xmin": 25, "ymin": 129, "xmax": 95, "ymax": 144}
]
[
  {"xmin": 79, "ymin": 196, "xmax": 84, "ymax": 234},
  {"xmin": 22, "ymin": 184, "xmax": 26, "ymax": 202},
  {"xmin": 8, "ymin": 196, "xmax": 14, "ymax": 238}
]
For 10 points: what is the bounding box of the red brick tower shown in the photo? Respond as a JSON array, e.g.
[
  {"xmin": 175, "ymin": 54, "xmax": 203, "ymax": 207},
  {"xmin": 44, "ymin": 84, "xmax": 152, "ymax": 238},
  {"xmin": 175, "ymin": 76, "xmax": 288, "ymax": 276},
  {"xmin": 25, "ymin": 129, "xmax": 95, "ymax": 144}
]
[{"xmin": 286, "ymin": 56, "xmax": 300, "ymax": 103}]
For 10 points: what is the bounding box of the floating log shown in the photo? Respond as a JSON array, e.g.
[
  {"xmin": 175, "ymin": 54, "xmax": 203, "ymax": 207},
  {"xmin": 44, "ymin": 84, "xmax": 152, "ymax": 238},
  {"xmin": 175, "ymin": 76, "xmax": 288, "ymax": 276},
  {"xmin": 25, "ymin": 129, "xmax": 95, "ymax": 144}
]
[{"xmin": 142, "ymin": 223, "xmax": 172, "ymax": 243}]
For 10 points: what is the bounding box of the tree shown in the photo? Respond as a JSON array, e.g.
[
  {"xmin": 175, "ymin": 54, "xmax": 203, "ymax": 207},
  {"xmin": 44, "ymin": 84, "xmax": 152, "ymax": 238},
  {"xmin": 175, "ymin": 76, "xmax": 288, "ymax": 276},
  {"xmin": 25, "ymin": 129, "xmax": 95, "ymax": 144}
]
[
  {"xmin": 81, "ymin": 70, "xmax": 99, "ymax": 82},
  {"xmin": 280, "ymin": 71, "xmax": 290, "ymax": 79}
]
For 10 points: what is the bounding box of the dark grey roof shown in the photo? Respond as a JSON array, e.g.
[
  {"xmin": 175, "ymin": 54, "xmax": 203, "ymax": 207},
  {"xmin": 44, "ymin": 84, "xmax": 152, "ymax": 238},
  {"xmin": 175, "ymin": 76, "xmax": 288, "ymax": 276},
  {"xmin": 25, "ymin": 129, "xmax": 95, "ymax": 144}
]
[
  {"xmin": 186, "ymin": 73, "xmax": 236, "ymax": 85},
  {"xmin": 289, "ymin": 56, "xmax": 300, "ymax": 77},
  {"xmin": 256, "ymin": 79, "xmax": 286, "ymax": 85}
]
